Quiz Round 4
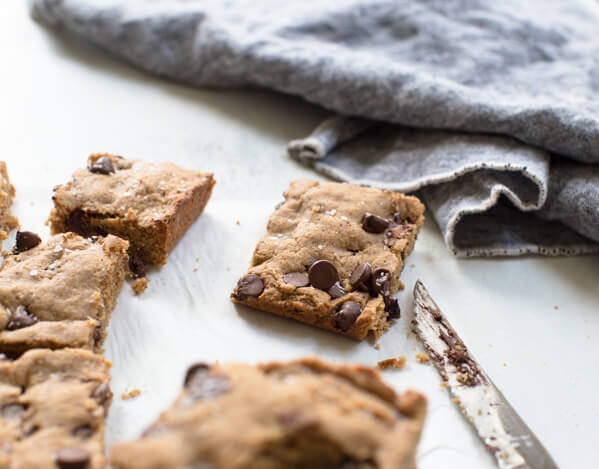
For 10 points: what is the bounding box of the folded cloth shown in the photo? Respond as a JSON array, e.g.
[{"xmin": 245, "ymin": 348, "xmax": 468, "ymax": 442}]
[{"xmin": 30, "ymin": 0, "xmax": 599, "ymax": 256}]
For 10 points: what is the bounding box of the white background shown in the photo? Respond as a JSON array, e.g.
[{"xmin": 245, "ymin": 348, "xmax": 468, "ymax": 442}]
[{"xmin": 2, "ymin": 2, "xmax": 599, "ymax": 468}]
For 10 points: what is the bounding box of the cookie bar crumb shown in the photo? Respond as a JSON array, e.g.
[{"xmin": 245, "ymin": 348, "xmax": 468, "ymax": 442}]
[
  {"xmin": 132, "ymin": 277, "xmax": 149, "ymax": 295},
  {"xmin": 377, "ymin": 356, "xmax": 406, "ymax": 370},
  {"xmin": 122, "ymin": 388, "xmax": 142, "ymax": 400}
]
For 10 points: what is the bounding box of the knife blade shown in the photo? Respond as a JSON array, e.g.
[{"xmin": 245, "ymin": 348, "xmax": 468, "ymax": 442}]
[{"xmin": 412, "ymin": 280, "xmax": 558, "ymax": 469}]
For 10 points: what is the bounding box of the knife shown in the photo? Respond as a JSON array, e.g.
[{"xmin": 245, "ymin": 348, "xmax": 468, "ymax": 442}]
[{"xmin": 411, "ymin": 280, "xmax": 558, "ymax": 469}]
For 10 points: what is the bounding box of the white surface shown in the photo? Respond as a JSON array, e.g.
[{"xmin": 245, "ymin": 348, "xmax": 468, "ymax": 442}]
[{"xmin": 2, "ymin": 3, "xmax": 599, "ymax": 468}]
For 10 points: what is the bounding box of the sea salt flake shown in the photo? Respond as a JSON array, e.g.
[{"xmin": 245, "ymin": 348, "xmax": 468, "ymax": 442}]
[{"xmin": 29, "ymin": 270, "xmax": 38, "ymax": 276}]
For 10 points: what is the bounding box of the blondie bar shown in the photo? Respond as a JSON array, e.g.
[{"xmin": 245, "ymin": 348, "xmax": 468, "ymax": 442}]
[
  {"xmin": 48, "ymin": 154, "xmax": 215, "ymax": 266},
  {"xmin": 110, "ymin": 357, "xmax": 426, "ymax": 469},
  {"xmin": 0, "ymin": 232, "xmax": 129, "ymax": 356},
  {"xmin": 232, "ymin": 180, "xmax": 424, "ymax": 340}
]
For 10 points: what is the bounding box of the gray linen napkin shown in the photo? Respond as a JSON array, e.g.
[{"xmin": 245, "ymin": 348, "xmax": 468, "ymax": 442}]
[{"xmin": 30, "ymin": 0, "xmax": 599, "ymax": 256}]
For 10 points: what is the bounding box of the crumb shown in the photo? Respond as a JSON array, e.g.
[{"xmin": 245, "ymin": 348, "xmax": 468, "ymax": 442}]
[
  {"xmin": 196, "ymin": 257, "xmax": 200, "ymax": 262},
  {"xmin": 502, "ymin": 362, "xmax": 507, "ymax": 367},
  {"xmin": 122, "ymin": 389, "xmax": 141, "ymax": 400},
  {"xmin": 374, "ymin": 343, "xmax": 381, "ymax": 350},
  {"xmin": 193, "ymin": 268, "xmax": 198, "ymax": 272},
  {"xmin": 554, "ymin": 305, "xmax": 559, "ymax": 310},
  {"xmin": 235, "ymin": 220, "xmax": 240, "ymax": 225},
  {"xmin": 440, "ymin": 381, "xmax": 449, "ymax": 387},
  {"xmin": 132, "ymin": 277, "xmax": 149, "ymax": 295},
  {"xmin": 452, "ymin": 397, "xmax": 460, "ymax": 404},
  {"xmin": 477, "ymin": 409, "xmax": 482, "ymax": 415},
  {"xmin": 377, "ymin": 356, "xmax": 406, "ymax": 370},
  {"xmin": 415, "ymin": 352, "xmax": 429, "ymax": 363},
  {"xmin": 410, "ymin": 264, "xmax": 415, "ymax": 268}
]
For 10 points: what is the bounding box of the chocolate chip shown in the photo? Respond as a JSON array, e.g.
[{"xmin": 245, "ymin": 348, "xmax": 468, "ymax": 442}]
[
  {"xmin": 0, "ymin": 403, "xmax": 25, "ymax": 419},
  {"xmin": 282, "ymin": 272, "xmax": 309, "ymax": 287},
  {"xmin": 370, "ymin": 268, "xmax": 391, "ymax": 297},
  {"xmin": 55, "ymin": 447, "xmax": 90, "ymax": 469},
  {"xmin": 333, "ymin": 301, "xmax": 362, "ymax": 331},
  {"xmin": 327, "ymin": 282, "xmax": 346, "ymax": 299},
  {"xmin": 392, "ymin": 212, "xmax": 402, "ymax": 224},
  {"xmin": 91, "ymin": 383, "xmax": 111, "ymax": 405},
  {"xmin": 128, "ymin": 253, "xmax": 146, "ymax": 278},
  {"xmin": 383, "ymin": 295, "xmax": 401, "ymax": 319},
  {"xmin": 72, "ymin": 426, "xmax": 93, "ymax": 440},
  {"xmin": 308, "ymin": 260, "xmax": 339, "ymax": 291},
  {"xmin": 361, "ymin": 213, "xmax": 390, "ymax": 233},
  {"xmin": 88, "ymin": 156, "xmax": 115, "ymax": 175},
  {"xmin": 234, "ymin": 274, "xmax": 264, "ymax": 299},
  {"xmin": 12, "ymin": 231, "xmax": 41, "ymax": 254},
  {"xmin": 6, "ymin": 306, "xmax": 38, "ymax": 331},
  {"xmin": 350, "ymin": 263, "xmax": 372, "ymax": 291},
  {"xmin": 185, "ymin": 365, "xmax": 231, "ymax": 402},
  {"xmin": 93, "ymin": 327, "xmax": 102, "ymax": 347},
  {"xmin": 184, "ymin": 363, "xmax": 211, "ymax": 387}
]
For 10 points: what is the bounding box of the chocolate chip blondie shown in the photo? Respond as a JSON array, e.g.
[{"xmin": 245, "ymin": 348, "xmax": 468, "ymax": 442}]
[
  {"xmin": 232, "ymin": 180, "xmax": 424, "ymax": 340},
  {"xmin": 0, "ymin": 232, "xmax": 129, "ymax": 356},
  {"xmin": 48, "ymin": 154, "xmax": 215, "ymax": 266},
  {"xmin": 0, "ymin": 162, "xmax": 18, "ymax": 239},
  {"xmin": 110, "ymin": 357, "xmax": 426, "ymax": 469},
  {"xmin": 0, "ymin": 348, "xmax": 112, "ymax": 469}
]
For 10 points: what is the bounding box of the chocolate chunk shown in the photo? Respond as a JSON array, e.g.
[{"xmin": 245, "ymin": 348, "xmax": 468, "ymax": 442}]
[
  {"xmin": 88, "ymin": 156, "xmax": 115, "ymax": 175},
  {"xmin": 234, "ymin": 274, "xmax": 264, "ymax": 299},
  {"xmin": 6, "ymin": 306, "xmax": 38, "ymax": 331},
  {"xmin": 128, "ymin": 253, "xmax": 146, "ymax": 278},
  {"xmin": 0, "ymin": 403, "xmax": 25, "ymax": 419},
  {"xmin": 383, "ymin": 295, "xmax": 401, "ymax": 319},
  {"xmin": 350, "ymin": 263, "xmax": 372, "ymax": 290},
  {"xmin": 13, "ymin": 231, "xmax": 41, "ymax": 254},
  {"xmin": 327, "ymin": 282, "xmax": 346, "ymax": 299},
  {"xmin": 55, "ymin": 447, "xmax": 90, "ymax": 469},
  {"xmin": 184, "ymin": 363, "xmax": 211, "ymax": 387},
  {"xmin": 185, "ymin": 366, "xmax": 231, "ymax": 402},
  {"xmin": 361, "ymin": 213, "xmax": 390, "ymax": 233},
  {"xmin": 308, "ymin": 260, "xmax": 339, "ymax": 290},
  {"xmin": 73, "ymin": 425, "xmax": 93, "ymax": 440},
  {"xmin": 392, "ymin": 212, "xmax": 402, "ymax": 224},
  {"xmin": 370, "ymin": 268, "xmax": 391, "ymax": 297},
  {"xmin": 333, "ymin": 301, "xmax": 362, "ymax": 331},
  {"xmin": 282, "ymin": 272, "xmax": 309, "ymax": 287},
  {"xmin": 93, "ymin": 327, "xmax": 102, "ymax": 347}
]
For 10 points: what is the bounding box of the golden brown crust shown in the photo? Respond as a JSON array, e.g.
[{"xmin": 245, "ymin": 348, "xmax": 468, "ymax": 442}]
[
  {"xmin": 232, "ymin": 180, "xmax": 424, "ymax": 340},
  {"xmin": 110, "ymin": 357, "xmax": 426, "ymax": 469},
  {"xmin": 48, "ymin": 153, "xmax": 215, "ymax": 265}
]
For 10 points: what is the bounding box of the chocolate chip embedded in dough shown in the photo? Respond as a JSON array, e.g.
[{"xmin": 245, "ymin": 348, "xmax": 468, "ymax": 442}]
[
  {"xmin": 184, "ymin": 365, "xmax": 231, "ymax": 402},
  {"xmin": 361, "ymin": 213, "xmax": 390, "ymax": 233},
  {"xmin": 6, "ymin": 306, "xmax": 38, "ymax": 331},
  {"xmin": 392, "ymin": 212, "xmax": 402, "ymax": 224},
  {"xmin": 383, "ymin": 295, "xmax": 401, "ymax": 319},
  {"xmin": 333, "ymin": 301, "xmax": 362, "ymax": 331},
  {"xmin": 55, "ymin": 447, "xmax": 91, "ymax": 469},
  {"xmin": 128, "ymin": 253, "xmax": 146, "ymax": 279},
  {"xmin": 370, "ymin": 268, "xmax": 391, "ymax": 297},
  {"xmin": 184, "ymin": 363, "xmax": 211, "ymax": 387},
  {"xmin": 88, "ymin": 156, "xmax": 115, "ymax": 175},
  {"xmin": 72, "ymin": 426, "xmax": 93, "ymax": 440},
  {"xmin": 282, "ymin": 272, "xmax": 310, "ymax": 287},
  {"xmin": 350, "ymin": 263, "xmax": 372, "ymax": 290},
  {"xmin": 13, "ymin": 231, "xmax": 41, "ymax": 254},
  {"xmin": 327, "ymin": 282, "xmax": 346, "ymax": 299},
  {"xmin": 0, "ymin": 403, "xmax": 25, "ymax": 419},
  {"xmin": 234, "ymin": 274, "xmax": 264, "ymax": 299},
  {"xmin": 308, "ymin": 260, "xmax": 339, "ymax": 291}
]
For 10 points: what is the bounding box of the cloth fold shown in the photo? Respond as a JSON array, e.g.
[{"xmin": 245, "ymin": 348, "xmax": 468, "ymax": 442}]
[{"xmin": 29, "ymin": 0, "xmax": 599, "ymax": 256}]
